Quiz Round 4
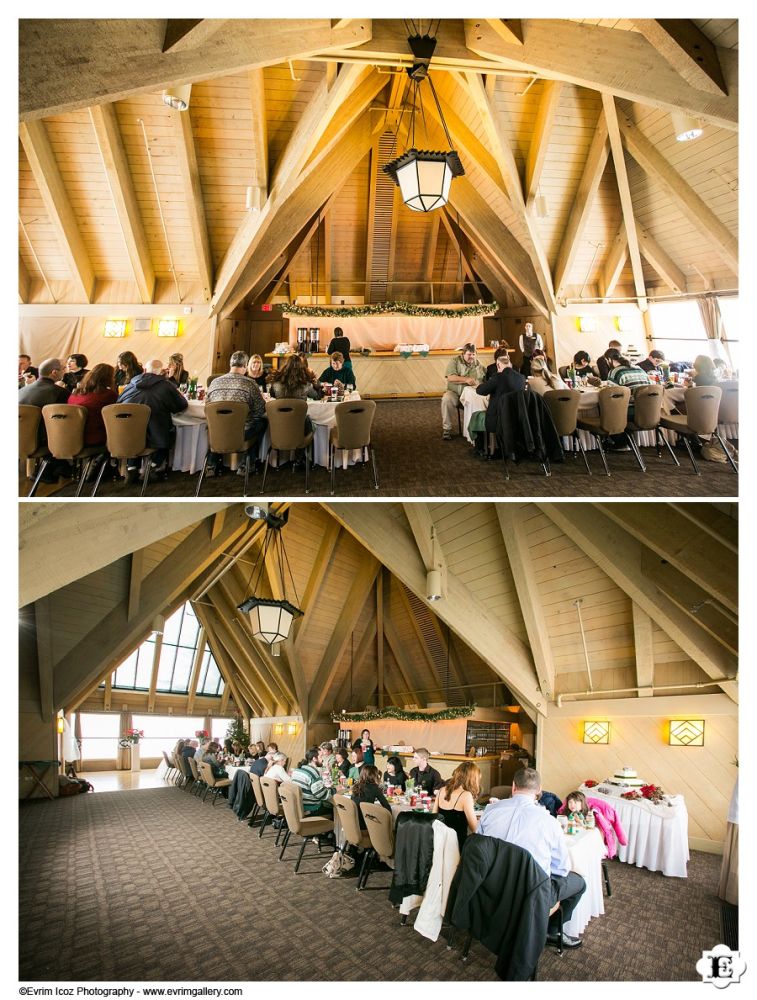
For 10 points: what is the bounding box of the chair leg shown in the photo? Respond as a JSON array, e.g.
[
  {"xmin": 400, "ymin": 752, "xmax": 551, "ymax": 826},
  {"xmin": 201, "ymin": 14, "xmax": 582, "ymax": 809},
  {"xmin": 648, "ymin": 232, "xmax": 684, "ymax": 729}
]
[
  {"xmin": 657, "ymin": 427, "xmax": 680, "ymax": 467},
  {"xmin": 359, "ymin": 848, "xmax": 375, "ymax": 890},
  {"xmin": 91, "ymin": 454, "xmax": 110, "ymax": 496},
  {"xmin": 681, "ymin": 434, "xmax": 701, "ymax": 475},
  {"xmin": 602, "ymin": 860, "xmax": 612, "ymax": 897},
  {"xmin": 243, "ymin": 452, "xmax": 251, "ymax": 497},
  {"xmin": 714, "ymin": 431, "xmax": 738, "ymax": 473},
  {"xmin": 595, "ymin": 435, "xmax": 611, "ymax": 477},
  {"xmin": 258, "ymin": 809, "xmax": 270, "ymax": 837},
  {"xmin": 294, "ymin": 837, "xmax": 308, "ymax": 873},
  {"xmin": 28, "ymin": 458, "xmax": 49, "ymax": 497},
  {"xmin": 279, "ymin": 828, "xmax": 292, "ymax": 860},
  {"xmin": 260, "ymin": 452, "xmax": 273, "ymax": 494},
  {"xmin": 330, "ymin": 443, "xmax": 336, "ymax": 496},
  {"xmin": 74, "ymin": 458, "xmax": 91, "ymax": 497},
  {"xmin": 575, "ymin": 432, "xmax": 592, "ymax": 475},
  {"xmin": 195, "ymin": 453, "xmax": 209, "ymax": 497},
  {"xmin": 626, "ymin": 432, "xmax": 646, "ymax": 472},
  {"xmin": 541, "ymin": 457, "xmax": 551, "ymax": 478},
  {"xmin": 497, "ymin": 437, "xmax": 510, "ymax": 481},
  {"xmin": 370, "ymin": 444, "xmax": 379, "ymax": 490},
  {"xmin": 304, "ymin": 446, "xmax": 310, "ymax": 495},
  {"xmin": 461, "ymin": 931, "xmax": 473, "ymax": 961},
  {"xmin": 356, "ymin": 847, "xmax": 371, "ymax": 890},
  {"xmin": 141, "ymin": 458, "xmax": 151, "ymax": 496}
]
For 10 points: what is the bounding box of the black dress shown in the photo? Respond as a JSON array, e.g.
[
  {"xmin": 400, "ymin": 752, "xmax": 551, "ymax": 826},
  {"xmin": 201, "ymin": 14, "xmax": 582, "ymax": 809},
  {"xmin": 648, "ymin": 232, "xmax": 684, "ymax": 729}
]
[
  {"xmin": 383, "ymin": 769, "xmax": 407, "ymax": 792},
  {"xmin": 351, "ymin": 781, "xmax": 391, "ymax": 829},
  {"xmin": 438, "ymin": 805, "xmax": 470, "ymax": 854},
  {"xmin": 327, "ymin": 335, "xmax": 351, "ymax": 361}
]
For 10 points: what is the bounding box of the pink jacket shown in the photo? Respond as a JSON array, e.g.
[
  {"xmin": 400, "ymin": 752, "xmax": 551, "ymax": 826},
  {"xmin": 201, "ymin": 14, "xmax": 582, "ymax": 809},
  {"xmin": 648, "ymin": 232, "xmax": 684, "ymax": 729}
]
[{"xmin": 558, "ymin": 797, "xmax": 628, "ymax": 859}]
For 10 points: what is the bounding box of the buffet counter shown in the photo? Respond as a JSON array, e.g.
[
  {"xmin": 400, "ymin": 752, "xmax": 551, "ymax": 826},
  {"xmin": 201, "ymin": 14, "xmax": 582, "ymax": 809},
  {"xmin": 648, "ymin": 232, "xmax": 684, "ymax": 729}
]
[
  {"xmin": 375, "ymin": 751, "xmax": 500, "ymax": 792},
  {"xmin": 265, "ymin": 349, "xmax": 497, "ymax": 399}
]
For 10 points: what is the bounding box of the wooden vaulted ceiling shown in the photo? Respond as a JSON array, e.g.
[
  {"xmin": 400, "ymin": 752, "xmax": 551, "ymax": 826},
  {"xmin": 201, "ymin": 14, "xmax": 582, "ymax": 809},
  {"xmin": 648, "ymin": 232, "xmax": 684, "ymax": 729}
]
[
  {"xmin": 19, "ymin": 18, "xmax": 738, "ymax": 317},
  {"xmin": 19, "ymin": 502, "xmax": 738, "ymax": 726}
]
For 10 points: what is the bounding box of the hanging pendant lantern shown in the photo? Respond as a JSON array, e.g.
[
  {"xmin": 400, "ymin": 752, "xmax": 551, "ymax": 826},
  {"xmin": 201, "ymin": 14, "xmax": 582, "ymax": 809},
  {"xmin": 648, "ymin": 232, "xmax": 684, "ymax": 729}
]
[
  {"xmin": 237, "ymin": 596, "xmax": 302, "ymax": 645},
  {"xmin": 382, "ymin": 32, "xmax": 464, "ymax": 213}
]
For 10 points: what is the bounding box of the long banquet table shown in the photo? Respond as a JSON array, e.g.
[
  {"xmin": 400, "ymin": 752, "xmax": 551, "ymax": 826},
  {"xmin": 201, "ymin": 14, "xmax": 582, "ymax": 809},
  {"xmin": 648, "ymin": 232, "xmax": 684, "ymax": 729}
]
[
  {"xmin": 170, "ymin": 394, "xmax": 367, "ymax": 473},
  {"xmin": 580, "ymin": 784, "xmax": 689, "ymax": 878}
]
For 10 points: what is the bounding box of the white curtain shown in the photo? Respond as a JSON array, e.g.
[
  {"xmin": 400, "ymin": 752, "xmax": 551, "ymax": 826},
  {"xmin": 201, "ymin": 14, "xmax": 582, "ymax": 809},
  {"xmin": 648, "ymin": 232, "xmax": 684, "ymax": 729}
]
[{"xmin": 19, "ymin": 316, "xmax": 81, "ymax": 363}]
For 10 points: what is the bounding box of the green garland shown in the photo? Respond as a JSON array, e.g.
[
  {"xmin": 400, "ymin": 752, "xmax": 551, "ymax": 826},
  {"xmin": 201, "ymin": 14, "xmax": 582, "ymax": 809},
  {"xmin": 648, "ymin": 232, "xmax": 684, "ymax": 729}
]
[
  {"xmin": 279, "ymin": 301, "xmax": 498, "ymax": 319},
  {"xmin": 332, "ymin": 704, "xmax": 476, "ymax": 723}
]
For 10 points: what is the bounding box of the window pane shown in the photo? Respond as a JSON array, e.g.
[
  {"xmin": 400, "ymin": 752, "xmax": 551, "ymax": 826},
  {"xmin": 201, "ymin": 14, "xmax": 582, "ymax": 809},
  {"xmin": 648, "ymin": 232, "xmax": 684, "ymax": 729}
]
[
  {"xmin": 113, "ymin": 649, "xmax": 138, "ymax": 688},
  {"xmin": 167, "ymin": 646, "xmax": 194, "ymax": 693},
  {"xmin": 156, "ymin": 643, "xmax": 178, "ymax": 691},
  {"xmin": 162, "ymin": 607, "xmax": 184, "ymax": 646},
  {"xmin": 132, "ymin": 714, "xmax": 207, "ymax": 759},
  {"xmin": 198, "ymin": 651, "xmax": 223, "ymax": 696},
  {"xmin": 134, "ymin": 644, "xmax": 154, "ymax": 690},
  {"xmin": 79, "ymin": 712, "xmax": 120, "ymax": 759},
  {"xmin": 179, "ymin": 604, "xmax": 200, "ymax": 647}
]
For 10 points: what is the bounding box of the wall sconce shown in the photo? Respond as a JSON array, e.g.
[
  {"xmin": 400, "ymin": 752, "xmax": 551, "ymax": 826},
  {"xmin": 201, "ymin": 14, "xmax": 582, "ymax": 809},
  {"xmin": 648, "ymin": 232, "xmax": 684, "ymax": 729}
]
[
  {"xmin": 56, "ymin": 716, "xmax": 65, "ymax": 735},
  {"xmin": 104, "ymin": 319, "xmax": 127, "ymax": 338},
  {"xmin": 614, "ymin": 315, "xmax": 634, "ymax": 333},
  {"xmin": 157, "ymin": 319, "xmax": 180, "ymax": 338},
  {"xmin": 272, "ymin": 723, "xmax": 284, "ymax": 736},
  {"xmin": 287, "ymin": 723, "xmax": 298, "ymax": 736},
  {"xmin": 583, "ymin": 721, "xmax": 610, "ymax": 744},
  {"xmin": 669, "ymin": 720, "xmax": 705, "ymax": 746},
  {"xmin": 576, "ymin": 316, "xmax": 596, "ymax": 333}
]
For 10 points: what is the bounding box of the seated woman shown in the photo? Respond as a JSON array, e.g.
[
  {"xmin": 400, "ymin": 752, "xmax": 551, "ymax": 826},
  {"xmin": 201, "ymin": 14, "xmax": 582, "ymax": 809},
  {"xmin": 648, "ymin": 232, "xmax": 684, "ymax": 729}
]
[
  {"xmin": 68, "ymin": 364, "xmax": 118, "ymax": 446},
  {"xmin": 270, "ymin": 354, "xmax": 321, "ymax": 400},
  {"xmin": 319, "ymin": 351, "xmax": 356, "ymax": 390},
  {"xmin": 432, "ymin": 760, "xmax": 481, "ymax": 853},
  {"xmin": 571, "ymin": 350, "xmax": 600, "ymax": 383},
  {"xmin": 62, "ymin": 354, "xmax": 89, "ymax": 393},
  {"xmin": 383, "ymin": 754, "xmax": 408, "ymax": 792},
  {"xmin": 334, "ymin": 748, "xmax": 351, "ymax": 781},
  {"xmin": 347, "ymin": 747, "xmax": 364, "ymax": 782},
  {"xmin": 692, "ymin": 354, "xmax": 719, "ymax": 387},
  {"xmin": 527, "ymin": 356, "xmax": 566, "ymax": 395},
  {"xmin": 264, "ymin": 752, "xmax": 290, "ymax": 783},
  {"xmin": 351, "ymin": 764, "xmax": 391, "ymax": 829},
  {"xmin": 165, "ymin": 353, "xmax": 189, "ymax": 386},
  {"xmin": 247, "ymin": 354, "xmax": 270, "ymax": 392},
  {"xmin": 558, "ymin": 790, "xmax": 628, "ymax": 859},
  {"xmin": 201, "ymin": 741, "xmax": 229, "ymax": 795},
  {"xmin": 115, "ymin": 350, "xmax": 143, "ymax": 390}
]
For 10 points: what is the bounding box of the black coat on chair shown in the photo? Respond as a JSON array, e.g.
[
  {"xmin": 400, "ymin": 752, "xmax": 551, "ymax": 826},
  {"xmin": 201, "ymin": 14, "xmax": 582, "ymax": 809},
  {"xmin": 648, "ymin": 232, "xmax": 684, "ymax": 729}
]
[
  {"xmin": 476, "ymin": 369, "xmax": 528, "ymax": 434},
  {"xmin": 490, "ymin": 388, "xmax": 564, "ymax": 463}
]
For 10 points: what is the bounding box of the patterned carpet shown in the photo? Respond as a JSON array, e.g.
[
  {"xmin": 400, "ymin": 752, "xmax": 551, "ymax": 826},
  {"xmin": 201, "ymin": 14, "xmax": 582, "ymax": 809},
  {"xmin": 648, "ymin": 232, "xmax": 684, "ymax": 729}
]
[
  {"xmin": 33, "ymin": 399, "xmax": 738, "ymax": 499},
  {"xmin": 19, "ymin": 783, "xmax": 728, "ymax": 982}
]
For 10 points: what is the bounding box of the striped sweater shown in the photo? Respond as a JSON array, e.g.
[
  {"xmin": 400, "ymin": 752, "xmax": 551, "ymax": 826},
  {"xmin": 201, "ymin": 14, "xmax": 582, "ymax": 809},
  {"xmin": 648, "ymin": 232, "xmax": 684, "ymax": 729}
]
[{"xmin": 290, "ymin": 764, "xmax": 331, "ymax": 812}]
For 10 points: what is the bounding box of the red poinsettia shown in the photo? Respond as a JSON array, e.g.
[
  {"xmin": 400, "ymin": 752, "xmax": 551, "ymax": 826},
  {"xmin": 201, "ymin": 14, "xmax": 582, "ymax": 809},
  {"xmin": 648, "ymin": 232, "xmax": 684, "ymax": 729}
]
[
  {"xmin": 640, "ymin": 783, "xmax": 665, "ymax": 802},
  {"xmin": 584, "ymin": 779, "xmax": 598, "ymax": 788}
]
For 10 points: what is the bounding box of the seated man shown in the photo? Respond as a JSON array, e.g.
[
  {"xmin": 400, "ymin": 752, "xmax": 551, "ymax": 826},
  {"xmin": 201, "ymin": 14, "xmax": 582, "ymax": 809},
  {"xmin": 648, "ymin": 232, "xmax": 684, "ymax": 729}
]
[
  {"xmin": 475, "ymin": 352, "xmax": 527, "ymax": 457},
  {"xmin": 206, "ymin": 350, "xmax": 268, "ymax": 476},
  {"xmin": 290, "ymin": 747, "xmax": 333, "ymax": 815},
  {"xmin": 638, "ymin": 349, "xmax": 665, "ymax": 374},
  {"xmin": 570, "ymin": 351, "xmax": 600, "ymax": 383},
  {"xmin": 181, "ymin": 739, "xmax": 199, "ymax": 765},
  {"xmin": 485, "ymin": 345, "xmax": 512, "ymax": 379},
  {"xmin": 18, "ymin": 357, "xmax": 73, "ymax": 483},
  {"xmin": 478, "ymin": 767, "xmax": 586, "ymax": 949},
  {"xmin": 19, "ymin": 353, "xmax": 38, "ymax": 388},
  {"xmin": 441, "ymin": 343, "xmax": 486, "ymax": 440},
  {"xmin": 265, "ymin": 752, "xmax": 290, "ymax": 783},
  {"xmin": 605, "ymin": 349, "xmax": 651, "ymax": 391},
  {"xmin": 408, "ymin": 748, "xmax": 445, "ymax": 795},
  {"xmin": 250, "ymin": 751, "xmax": 273, "ymax": 777},
  {"xmin": 318, "ymin": 351, "xmax": 356, "ymax": 390},
  {"xmin": 119, "ymin": 358, "xmax": 188, "ymax": 477}
]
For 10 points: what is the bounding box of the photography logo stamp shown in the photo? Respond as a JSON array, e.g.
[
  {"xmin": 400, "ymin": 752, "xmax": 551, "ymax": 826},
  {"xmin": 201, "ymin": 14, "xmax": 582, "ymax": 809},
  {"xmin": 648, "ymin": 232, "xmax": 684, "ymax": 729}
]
[{"xmin": 696, "ymin": 945, "xmax": 746, "ymax": 988}]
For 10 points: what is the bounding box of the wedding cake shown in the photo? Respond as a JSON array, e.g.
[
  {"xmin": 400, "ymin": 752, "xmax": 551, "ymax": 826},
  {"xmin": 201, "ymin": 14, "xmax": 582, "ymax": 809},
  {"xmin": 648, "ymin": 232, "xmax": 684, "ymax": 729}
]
[{"xmin": 607, "ymin": 766, "xmax": 644, "ymax": 788}]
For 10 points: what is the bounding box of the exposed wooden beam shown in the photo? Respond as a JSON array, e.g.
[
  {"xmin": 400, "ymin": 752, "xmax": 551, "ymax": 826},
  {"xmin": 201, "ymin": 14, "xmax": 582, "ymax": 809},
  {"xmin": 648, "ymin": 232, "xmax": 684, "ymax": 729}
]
[
  {"xmin": 322, "ymin": 213, "xmax": 332, "ymax": 304},
  {"xmin": 600, "ymin": 227, "xmax": 627, "ymax": 301},
  {"xmin": 146, "ymin": 630, "xmax": 164, "ymax": 713},
  {"xmin": 198, "ymin": 607, "xmax": 263, "ymax": 717},
  {"xmin": 127, "ymin": 549, "xmax": 144, "ymax": 622},
  {"xmin": 450, "ymin": 178, "xmax": 548, "ymax": 318},
  {"xmin": 485, "ymin": 19, "xmax": 523, "ymax": 46},
  {"xmin": 35, "ymin": 595, "xmax": 55, "ymax": 722},
  {"xmin": 323, "ymin": 503, "xmax": 543, "ymax": 717},
  {"xmin": 402, "ymin": 503, "xmax": 447, "ymax": 598},
  {"xmin": 20, "ymin": 19, "xmax": 373, "ymax": 120},
  {"xmin": 439, "ymin": 211, "xmax": 483, "ymax": 300},
  {"xmin": 602, "ymin": 94, "xmax": 646, "ymax": 308},
  {"xmin": 669, "ymin": 503, "xmax": 737, "ymax": 554},
  {"xmin": 553, "ymin": 113, "xmax": 609, "ymax": 299},
  {"xmin": 364, "ymin": 138, "xmax": 379, "ymax": 304},
  {"xmin": 422, "ymin": 215, "xmax": 440, "ymax": 299},
  {"xmin": 248, "ymin": 67, "xmax": 268, "ymax": 200},
  {"xmin": 294, "ymin": 519, "xmax": 341, "ymax": 651},
  {"xmin": 332, "ymin": 617, "xmax": 377, "ymax": 713},
  {"xmin": 631, "ymin": 19, "xmax": 728, "ymax": 97},
  {"xmin": 617, "ymin": 108, "xmax": 738, "ymax": 274},
  {"xmin": 19, "ymin": 120, "xmax": 95, "ymax": 303},
  {"xmin": 461, "ymin": 18, "xmax": 736, "ymax": 129},
  {"xmin": 596, "ymin": 503, "xmax": 737, "ymax": 615},
  {"xmin": 219, "ymin": 684, "xmax": 231, "ymax": 715},
  {"xmin": 185, "ymin": 625, "xmax": 206, "ymax": 715},
  {"xmin": 632, "ymin": 602, "xmax": 655, "ymax": 697},
  {"xmin": 307, "ymin": 555, "xmax": 381, "ymax": 722},
  {"xmin": 636, "ymin": 223, "xmax": 688, "ymax": 294},
  {"xmin": 162, "ymin": 20, "xmax": 227, "ymax": 54},
  {"xmin": 103, "ymin": 674, "xmax": 112, "ymax": 712},
  {"xmin": 461, "ymin": 71, "xmax": 556, "ymax": 313},
  {"xmin": 89, "ymin": 103, "xmax": 155, "ymax": 303},
  {"xmin": 525, "ymin": 80, "xmax": 562, "ymax": 205},
  {"xmin": 19, "ymin": 255, "xmax": 31, "ymax": 303},
  {"xmin": 20, "ymin": 502, "xmax": 231, "ymax": 608},
  {"xmin": 383, "ymin": 615, "xmax": 426, "ymax": 708},
  {"xmin": 495, "ymin": 504, "xmax": 556, "ymax": 702},
  {"xmin": 52, "ymin": 508, "xmax": 251, "ymax": 710},
  {"xmin": 537, "ymin": 503, "xmax": 737, "ymax": 701},
  {"xmin": 210, "ymin": 510, "xmax": 226, "ymax": 540},
  {"xmin": 198, "ymin": 599, "xmax": 274, "ymax": 717},
  {"xmin": 395, "ymin": 582, "xmax": 450, "ymax": 704},
  {"xmin": 173, "ymin": 108, "xmax": 214, "ymax": 303},
  {"xmin": 376, "ymin": 571, "xmax": 385, "ymax": 709}
]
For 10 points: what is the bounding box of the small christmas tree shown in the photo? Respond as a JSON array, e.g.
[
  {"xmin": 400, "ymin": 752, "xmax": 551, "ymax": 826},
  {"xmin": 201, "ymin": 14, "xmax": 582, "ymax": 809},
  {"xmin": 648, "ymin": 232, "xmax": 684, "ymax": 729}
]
[{"xmin": 225, "ymin": 710, "xmax": 248, "ymax": 747}]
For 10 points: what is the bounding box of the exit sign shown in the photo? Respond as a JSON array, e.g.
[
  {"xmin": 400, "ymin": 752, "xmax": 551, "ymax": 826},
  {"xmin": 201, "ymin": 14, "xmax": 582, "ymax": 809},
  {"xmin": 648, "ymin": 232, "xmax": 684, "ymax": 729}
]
[{"xmin": 261, "ymin": 304, "xmax": 273, "ymax": 312}]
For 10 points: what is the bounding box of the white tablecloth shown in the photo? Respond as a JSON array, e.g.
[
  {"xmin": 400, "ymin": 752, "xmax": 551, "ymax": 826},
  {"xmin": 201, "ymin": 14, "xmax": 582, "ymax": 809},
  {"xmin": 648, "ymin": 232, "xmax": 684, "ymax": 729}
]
[
  {"xmin": 581, "ymin": 784, "xmax": 689, "ymax": 878},
  {"xmin": 260, "ymin": 394, "xmax": 367, "ymax": 470},
  {"xmin": 563, "ymin": 827, "xmax": 605, "ymax": 936}
]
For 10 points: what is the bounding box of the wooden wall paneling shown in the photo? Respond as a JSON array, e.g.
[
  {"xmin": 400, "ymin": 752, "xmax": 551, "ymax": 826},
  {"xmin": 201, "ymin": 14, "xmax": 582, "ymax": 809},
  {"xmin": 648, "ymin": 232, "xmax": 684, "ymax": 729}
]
[
  {"xmin": 525, "ymin": 80, "xmax": 563, "ymax": 204},
  {"xmin": 173, "ymin": 106, "xmax": 214, "ymax": 301}
]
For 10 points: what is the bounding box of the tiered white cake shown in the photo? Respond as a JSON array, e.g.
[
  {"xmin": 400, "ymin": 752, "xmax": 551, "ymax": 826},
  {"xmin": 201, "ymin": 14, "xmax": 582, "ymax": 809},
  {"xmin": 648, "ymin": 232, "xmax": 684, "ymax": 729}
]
[{"xmin": 607, "ymin": 766, "xmax": 645, "ymax": 788}]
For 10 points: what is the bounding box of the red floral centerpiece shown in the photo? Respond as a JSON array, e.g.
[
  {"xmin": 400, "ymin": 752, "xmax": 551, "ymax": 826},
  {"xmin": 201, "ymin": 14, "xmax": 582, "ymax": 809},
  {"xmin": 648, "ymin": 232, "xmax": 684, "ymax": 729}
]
[
  {"xmin": 584, "ymin": 779, "xmax": 598, "ymax": 788},
  {"xmin": 122, "ymin": 728, "xmax": 144, "ymax": 745},
  {"xmin": 195, "ymin": 729, "xmax": 209, "ymax": 739},
  {"xmin": 623, "ymin": 783, "xmax": 665, "ymax": 803}
]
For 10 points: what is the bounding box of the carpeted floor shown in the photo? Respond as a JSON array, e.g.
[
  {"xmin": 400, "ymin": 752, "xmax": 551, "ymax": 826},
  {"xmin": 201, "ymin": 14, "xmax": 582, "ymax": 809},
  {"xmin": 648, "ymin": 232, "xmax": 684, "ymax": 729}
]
[
  {"xmin": 28, "ymin": 399, "xmax": 738, "ymax": 499},
  {"xmin": 19, "ymin": 784, "xmax": 728, "ymax": 982}
]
